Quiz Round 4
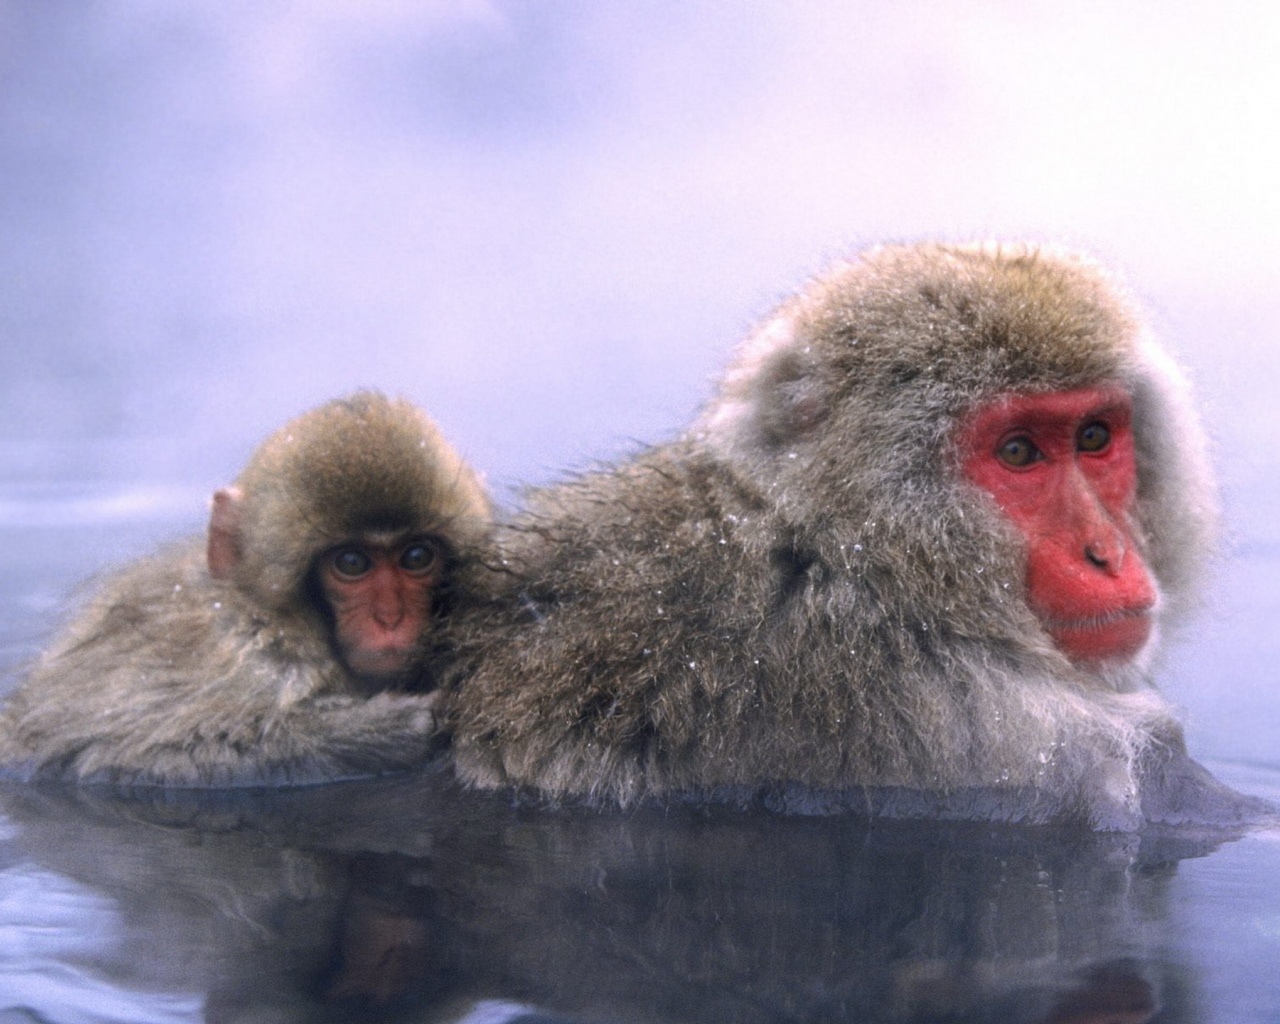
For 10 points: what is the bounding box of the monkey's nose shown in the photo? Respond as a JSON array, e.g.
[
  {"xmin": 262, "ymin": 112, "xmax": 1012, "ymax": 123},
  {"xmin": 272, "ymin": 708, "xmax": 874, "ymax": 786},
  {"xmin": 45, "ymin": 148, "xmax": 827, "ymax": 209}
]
[
  {"xmin": 1072, "ymin": 478, "xmax": 1125, "ymax": 574},
  {"xmin": 1083, "ymin": 534, "xmax": 1125, "ymax": 574}
]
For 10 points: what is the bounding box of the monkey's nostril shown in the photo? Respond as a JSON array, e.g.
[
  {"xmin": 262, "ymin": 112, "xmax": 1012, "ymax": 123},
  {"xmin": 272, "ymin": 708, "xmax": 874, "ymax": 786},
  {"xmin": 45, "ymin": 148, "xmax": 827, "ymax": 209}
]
[{"xmin": 1084, "ymin": 545, "xmax": 1109, "ymax": 569}]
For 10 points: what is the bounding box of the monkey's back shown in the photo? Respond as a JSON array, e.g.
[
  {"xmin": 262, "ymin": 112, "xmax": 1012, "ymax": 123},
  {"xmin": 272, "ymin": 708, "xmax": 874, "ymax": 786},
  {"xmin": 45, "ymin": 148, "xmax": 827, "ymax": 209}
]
[{"xmin": 450, "ymin": 446, "xmax": 771, "ymax": 802}]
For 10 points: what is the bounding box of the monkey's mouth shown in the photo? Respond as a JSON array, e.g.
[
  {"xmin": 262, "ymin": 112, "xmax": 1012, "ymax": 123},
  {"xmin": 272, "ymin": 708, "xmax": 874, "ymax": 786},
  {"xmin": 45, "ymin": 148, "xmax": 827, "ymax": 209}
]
[
  {"xmin": 342, "ymin": 645, "xmax": 417, "ymax": 681},
  {"xmin": 1040, "ymin": 604, "xmax": 1154, "ymax": 664}
]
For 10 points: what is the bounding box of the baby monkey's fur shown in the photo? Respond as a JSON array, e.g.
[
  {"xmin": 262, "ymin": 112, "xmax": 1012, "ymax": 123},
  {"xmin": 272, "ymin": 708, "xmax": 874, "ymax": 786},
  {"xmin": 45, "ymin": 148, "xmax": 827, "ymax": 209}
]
[{"xmin": 0, "ymin": 393, "xmax": 491, "ymax": 786}]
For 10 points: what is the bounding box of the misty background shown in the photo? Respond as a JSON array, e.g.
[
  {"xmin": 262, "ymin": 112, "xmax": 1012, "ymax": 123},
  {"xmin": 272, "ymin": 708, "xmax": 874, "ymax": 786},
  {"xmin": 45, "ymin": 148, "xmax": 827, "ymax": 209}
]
[{"xmin": 1, "ymin": 2, "xmax": 1277, "ymax": 764}]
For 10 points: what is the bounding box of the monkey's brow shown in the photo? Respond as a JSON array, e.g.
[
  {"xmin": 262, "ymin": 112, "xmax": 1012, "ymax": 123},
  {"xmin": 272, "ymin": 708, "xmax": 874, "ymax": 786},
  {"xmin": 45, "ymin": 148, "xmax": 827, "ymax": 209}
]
[{"xmin": 356, "ymin": 528, "xmax": 414, "ymax": 547}]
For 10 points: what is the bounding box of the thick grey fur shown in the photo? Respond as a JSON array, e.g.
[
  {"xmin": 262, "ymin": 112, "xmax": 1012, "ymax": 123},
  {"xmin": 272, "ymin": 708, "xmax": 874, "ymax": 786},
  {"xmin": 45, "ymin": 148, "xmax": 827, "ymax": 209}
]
[{"xmin": 444, "ymin": 242, "xmax": 1246, "ymax": 829}]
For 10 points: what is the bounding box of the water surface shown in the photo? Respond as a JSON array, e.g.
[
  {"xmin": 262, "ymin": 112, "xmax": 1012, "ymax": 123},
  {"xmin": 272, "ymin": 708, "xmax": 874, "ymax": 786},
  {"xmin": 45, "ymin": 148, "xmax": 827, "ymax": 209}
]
[{"xmin": 0, "ymin": 762, "xmax": 1277, "ymax": 1024}]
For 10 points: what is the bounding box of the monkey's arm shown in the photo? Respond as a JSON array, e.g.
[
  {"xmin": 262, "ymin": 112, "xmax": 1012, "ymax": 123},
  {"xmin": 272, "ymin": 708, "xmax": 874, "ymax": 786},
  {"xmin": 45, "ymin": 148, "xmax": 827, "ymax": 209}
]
[
  {"xmin": 0, "ymin": 547, "xmax": 445, "ymax": 788},
  {"xmin": 62, "ymin": 691, "xmax": 448, "ymax": 789},
  {"xmin": 0, "ymin": 647, "xmax": 447, "ymax": 789},
  {"xmin": 203, "ymin": 689, "xmax": 446, "ymax": 787}
]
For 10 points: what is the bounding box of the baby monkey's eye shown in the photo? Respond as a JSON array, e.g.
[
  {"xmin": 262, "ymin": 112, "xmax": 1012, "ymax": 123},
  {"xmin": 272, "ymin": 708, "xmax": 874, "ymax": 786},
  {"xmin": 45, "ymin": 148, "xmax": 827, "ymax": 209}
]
[
  {"xmin": 400, "ymin": 540, "xmax": 442, "ymax": 575},
  {"xmin": 330, "ymin": 548, "xmax": 372, "ymax": 578}
]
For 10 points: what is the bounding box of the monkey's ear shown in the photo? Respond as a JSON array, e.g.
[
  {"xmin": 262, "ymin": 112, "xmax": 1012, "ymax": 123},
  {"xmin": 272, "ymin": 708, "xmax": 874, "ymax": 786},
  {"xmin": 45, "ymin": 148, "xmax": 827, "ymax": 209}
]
[
  {"xmin": 753, "ymin": 348, "xmax": 828, "ymax": 445},
  {"xmin": 207, "ymin": 486, "xmax": 245, "ymax": 579}
]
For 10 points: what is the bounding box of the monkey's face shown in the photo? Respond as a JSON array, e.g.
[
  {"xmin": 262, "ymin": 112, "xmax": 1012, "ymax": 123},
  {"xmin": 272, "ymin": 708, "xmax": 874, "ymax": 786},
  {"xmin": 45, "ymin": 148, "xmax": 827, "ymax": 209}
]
[
  {"xmin": 315, "ymin": 536, "xmax": 446, "ymax": 686},
  {"xmin": 956, "ymin": 387, "xmax": 1158, "ymax": 665}
]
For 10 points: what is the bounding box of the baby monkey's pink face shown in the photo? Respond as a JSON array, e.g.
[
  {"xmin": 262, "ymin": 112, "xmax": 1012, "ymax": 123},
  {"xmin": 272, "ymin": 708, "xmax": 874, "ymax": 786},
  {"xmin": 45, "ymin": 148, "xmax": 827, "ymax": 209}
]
[
  {"xmin": 956, "ymin": 387, "xmax": 1157, "ymax": 665},
  {"xmin": 317, "ymin": 536, "xmax": 446, "ymax": 685}
]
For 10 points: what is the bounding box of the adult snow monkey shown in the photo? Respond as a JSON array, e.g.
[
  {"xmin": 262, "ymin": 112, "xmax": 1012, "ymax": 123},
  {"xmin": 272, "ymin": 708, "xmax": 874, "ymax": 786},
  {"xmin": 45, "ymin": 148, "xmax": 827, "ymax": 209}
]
[{"xmin": 446, "ymin": 242, "xmax": 1267, "ymax": 830}]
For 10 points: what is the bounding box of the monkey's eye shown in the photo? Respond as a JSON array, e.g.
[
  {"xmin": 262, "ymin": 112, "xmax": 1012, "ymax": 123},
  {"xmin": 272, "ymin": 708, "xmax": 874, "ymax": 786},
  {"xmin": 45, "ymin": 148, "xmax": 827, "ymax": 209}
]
[
  {"xmin": 1077, "ymin": 421, "xmax": 1111, "ymax": 453},
  {"xmin": 399, "ymin": 541, "xmax": 441, "ymax": 575},
  {"xmin": 330, "ymin": 548, "xmax": 372, "ymax": 579},
  {"xmin": 996, "ymin": 435, "xmax": 1041, "ymax": 468}
]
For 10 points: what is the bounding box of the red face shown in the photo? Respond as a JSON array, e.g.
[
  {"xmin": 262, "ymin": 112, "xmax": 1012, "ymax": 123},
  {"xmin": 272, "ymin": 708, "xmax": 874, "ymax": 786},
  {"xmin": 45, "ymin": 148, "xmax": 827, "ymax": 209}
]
[
  {"xmin": 956, "ymin": 387, "xmax": 1157, "ymax": 665},
  {"xmin": 316, "ymin": 537, "xmax": 445, "ymax": 685}
]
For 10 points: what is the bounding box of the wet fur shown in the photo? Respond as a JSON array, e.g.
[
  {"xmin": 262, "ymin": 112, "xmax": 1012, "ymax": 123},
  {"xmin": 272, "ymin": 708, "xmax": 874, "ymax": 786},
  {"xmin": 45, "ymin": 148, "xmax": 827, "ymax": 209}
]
[{"xmin": 446, "ymin": 243, "xmax": 1226, "ymax": 829}]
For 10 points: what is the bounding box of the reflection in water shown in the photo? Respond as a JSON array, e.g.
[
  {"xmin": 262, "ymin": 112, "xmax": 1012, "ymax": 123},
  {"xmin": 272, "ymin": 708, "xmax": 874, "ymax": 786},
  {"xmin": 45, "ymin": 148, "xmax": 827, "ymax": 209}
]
[
  {"xmin": 0, "ymin": 767, "xmax": 1242, "ymax": 1023},
  {"xmin": 0, "ymin": 862, "xmax": 202, "ymax": 1024}
]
